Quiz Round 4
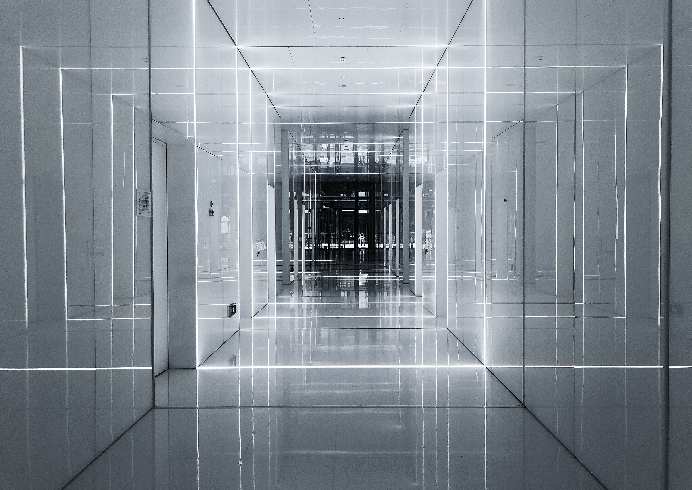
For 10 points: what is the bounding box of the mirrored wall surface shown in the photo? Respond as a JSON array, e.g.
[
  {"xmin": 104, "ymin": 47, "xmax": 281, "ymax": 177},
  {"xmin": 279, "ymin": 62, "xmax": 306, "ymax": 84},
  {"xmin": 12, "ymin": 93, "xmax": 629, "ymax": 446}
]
[
  {"xmin": 412, "ymin": 0, "xmax": 673, "ymax": 487},
  {"xmin": 0, "ymin": 1, "xmax": 151, "ymax": 488}
]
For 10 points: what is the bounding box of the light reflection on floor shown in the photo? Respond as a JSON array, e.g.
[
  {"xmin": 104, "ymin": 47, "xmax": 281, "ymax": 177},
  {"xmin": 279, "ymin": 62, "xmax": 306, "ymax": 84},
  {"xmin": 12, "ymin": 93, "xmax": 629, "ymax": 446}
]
[{"xmin": 65, "ymin": 268, "xmax": 605, "ymax": 489}]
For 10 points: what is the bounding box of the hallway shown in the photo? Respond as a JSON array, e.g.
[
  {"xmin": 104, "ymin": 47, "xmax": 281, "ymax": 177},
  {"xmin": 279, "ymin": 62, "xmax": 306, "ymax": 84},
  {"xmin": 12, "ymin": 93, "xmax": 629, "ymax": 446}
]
[
  {"xmin": 2, "ymin": 0, "xmax": 691, "ymax": 488},
  {"xmin": 65, "ymin": 268, "xmax": 602, "ymax": 489}
]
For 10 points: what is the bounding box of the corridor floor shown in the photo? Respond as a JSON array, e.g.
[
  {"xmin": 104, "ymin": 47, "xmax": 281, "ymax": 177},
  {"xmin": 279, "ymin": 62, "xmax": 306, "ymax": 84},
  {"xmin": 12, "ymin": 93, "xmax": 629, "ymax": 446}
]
[{"xmin": 64, "ymin": 268, "xmax": 605, "ymax": 489}]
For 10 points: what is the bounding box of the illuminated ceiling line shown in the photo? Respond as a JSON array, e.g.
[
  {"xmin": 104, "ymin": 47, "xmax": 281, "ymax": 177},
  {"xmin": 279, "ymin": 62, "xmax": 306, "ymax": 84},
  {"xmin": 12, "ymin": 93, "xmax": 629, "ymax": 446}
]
[
  {"xmin": 407, "ymin": 0, "xmax": 476, "ymax": 120},
  {"xmin": 205, "ymin": 0, "xmax": 282, "ymax": 119},
  {"xmin": 387, "ymin": 0, "xmax": 476, "ymax": 158}
]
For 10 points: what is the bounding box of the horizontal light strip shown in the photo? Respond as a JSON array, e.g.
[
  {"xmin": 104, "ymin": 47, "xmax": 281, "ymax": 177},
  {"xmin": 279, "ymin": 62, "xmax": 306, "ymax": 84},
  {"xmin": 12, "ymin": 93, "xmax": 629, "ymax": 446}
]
[
  {"xmin": 0, "ymin": 367, "xmax": 151, "ymax": 372},
  {"xmin": 520, "ymin": 365, "xmax": 665, "ymax": 369},
  {"xmin": 270, "ymin": 302, "xmax": 423, "ymax": 306},
  {"xmin": 50, "ymin": 63, "xmax": 633, "ymax": 72},
  {"xmin": 67, "ymin": 318, "xmax": 151, "ymax": 321},
  {"xmin": 264, "ymin": 316, "xmax": 433, "ymax": 319},
  {"xmin": 193, "ymin": 365, "xmax": 691, "ymax": 371},
  {"xmin": 198, "ymin": 364, "xmax": 482, "ymax": 370}
]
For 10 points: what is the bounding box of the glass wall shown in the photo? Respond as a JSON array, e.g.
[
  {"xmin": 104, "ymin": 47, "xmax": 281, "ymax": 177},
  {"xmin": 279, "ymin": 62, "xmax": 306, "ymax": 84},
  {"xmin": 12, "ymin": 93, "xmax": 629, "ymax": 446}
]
[
  {"xmin": 0, "ymin": 1, "xmax": 151, "ymax": 488},
  {"xmin": 150, "ymin": 0, "xmax": 279, "ymax": 368},
  {"xmin": 193, "ymin": 0, "xmax": 241, "ymax": 359},
  {"xmin": 437, "ymin": 0, "xmax": 670, "ymax": 488},
  {"xmin": 408, "ymin": 0, "xmax": 672, "ymax": 487},
  {"xmin": 670, "ymin": 1, "xmax": 692, "ymax": 486}
]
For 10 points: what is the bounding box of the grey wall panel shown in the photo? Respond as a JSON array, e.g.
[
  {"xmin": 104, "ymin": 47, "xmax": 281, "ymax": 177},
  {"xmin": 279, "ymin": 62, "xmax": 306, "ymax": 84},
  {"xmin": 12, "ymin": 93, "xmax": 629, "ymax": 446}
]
[
  {"xmin": 167, "ymin": 140, "xmax": 197, "ymax": 368},
  {"xmin": 152, "ymin": 140, "xmax": 168, "ymax": 375}
]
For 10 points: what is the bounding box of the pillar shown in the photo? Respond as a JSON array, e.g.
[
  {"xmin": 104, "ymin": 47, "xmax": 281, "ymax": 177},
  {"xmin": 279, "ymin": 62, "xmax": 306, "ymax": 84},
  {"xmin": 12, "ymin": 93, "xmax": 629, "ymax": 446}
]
[
  {"xmin": 384, "ymin": 204, "xmax": 388, "ymax": 267},
  {"xmin": 238, "ymin": 170, "xmax": 252, "ymax": 318},
  {"xmin": 435, "ymin": 170, "xmax": 448, "ymax": 318},
  {"xmin": 395, "ymin": 198, "xmax": 400, "ymax": 277},
  {"xmin": 281, "ymin": 129, "xmax": 290, "ymax": 285},
  {"xmin": 167, "ymin": 140, "xmax": 197, "ymax": 366},
  {"xmin": 402, "ymin": 129, "xmax": 410, "ymax": 283},
  {"xmin": 524, "ymin": 123, "xmax": 536, "ymax": 285},
  {"xmin": 293, "ymin": 183, "xmax": 300, "ymax": 281},
  {"xmin": 267, "ymin": 183, "xmax": 276, "ymax": 299},
  {"xmin": 415, "ymin": 184, "xmax": 422, "ymax": 296},
  {"xmin": 388, "ymin": 203, "xmax": 393, "ymax": 269}
]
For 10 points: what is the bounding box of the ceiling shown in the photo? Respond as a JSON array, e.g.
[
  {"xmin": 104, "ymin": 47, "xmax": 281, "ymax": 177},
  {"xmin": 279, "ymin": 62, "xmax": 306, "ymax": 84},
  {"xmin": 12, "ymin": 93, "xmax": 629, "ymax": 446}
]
[
  {"xmin": 152, "ymin": 0, "xmax": 483, "ymax": 153},
  {"xmin": 150, "ymin": 0, "xmax": 646, "ymax": 158}
]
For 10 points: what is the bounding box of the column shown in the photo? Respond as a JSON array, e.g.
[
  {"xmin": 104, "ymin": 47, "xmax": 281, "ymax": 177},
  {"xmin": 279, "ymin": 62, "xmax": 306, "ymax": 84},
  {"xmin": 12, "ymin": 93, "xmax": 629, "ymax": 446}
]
[
  {"xmin": 281, "ymin": 129, "xmax": 290, "ymax": 285},
  {"xmin": 415, "ymin": 184, "xmax": 422, "ymax": 296},
  {"xmin": 435, "ymin": 170, "xmax": 448, "ymax": 318},
  {"xmin": 167, "ymin": 140, "xmax": 197, "ymax": 366},
  {"xmin": 368, "ymin": 184, "xmax": 376, "ymax": 262},
  {"xmin": 152, "ymin": 141, "xmax": 168, "ymax": 375},
  {"xmin": 267, "ymin": 183, "xmax": 276, "ymax": 299},
  {"xmin": 383, "ymin": 205, "xmax": 388, "ymax": 268},
  {"xmin": 402, "ymin": 129, "xmax": 410, "ymax": 283},
  {"xmin": 300, "ymin": 186, "xmax": 305, "ymax": 273},
  {"xmin": 238, "ymin": 170, "xmax": 252, "ymax": 318},
  {"xmin": 524, "ymin": 123, "xmax": 536, "ymax": 285},
  {"xmin": 293, "ymin": 184, "xmax": 300, "ymax": 281},
  {"xmin": 395, "ymin": 198, "xmax": 400, "ymax": 277},
  {"xmin": 388, "ymin": 203, "xmax": 393, "ymax": 270},
  {"xmin": 354, "ymin": 189, "xmax": 359, "ymax": 264}
]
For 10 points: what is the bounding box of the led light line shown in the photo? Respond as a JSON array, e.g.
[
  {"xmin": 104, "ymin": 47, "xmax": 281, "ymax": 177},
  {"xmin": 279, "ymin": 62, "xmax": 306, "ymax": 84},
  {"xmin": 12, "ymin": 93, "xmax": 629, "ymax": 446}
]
[
  {"xmin": 0, "ymin": 367, "xmax": 151, "ymax": 371},
  {"xmin": 198, "ymin": 364, "xmax": 483, "ymax": 370},
  {"xmin": 204, "ymin": 0, "xmax": 281, "ymax": 118}
]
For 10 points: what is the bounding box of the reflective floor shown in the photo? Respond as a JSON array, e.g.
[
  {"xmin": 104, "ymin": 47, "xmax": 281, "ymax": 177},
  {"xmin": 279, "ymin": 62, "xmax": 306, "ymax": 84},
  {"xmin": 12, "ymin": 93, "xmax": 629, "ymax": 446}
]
[{"xmin": 65, "ymin": 268, "xmax": 605, "ymax": 489}]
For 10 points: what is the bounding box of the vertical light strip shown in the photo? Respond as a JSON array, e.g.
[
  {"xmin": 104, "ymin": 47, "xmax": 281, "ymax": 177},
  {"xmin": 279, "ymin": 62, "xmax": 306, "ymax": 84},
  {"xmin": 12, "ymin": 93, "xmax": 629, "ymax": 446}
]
[
  {"xmin": 482, "ymin": 1, "xmax": 488, "ymax": 488},
  {"xmin": 251, "ymin": 406, "xmax": 256, "ymax": 488},
  {"xmin": 445, "ymin": 44, "xmax": 450, "ymax": 319},
  {"xmin": 193, "ymin": 0, "xmax": 199, "ymax": 367},
  {"xmin": 249, "ymin": 71, "xmax": 254, "ymax": 315},
  {"xmin": 555, "ymin": 103, "xmax": 559, "ymax": 363},
  {"xmin": 420, "ymin": 49, "xmax": 425, "ymax": 306},
  {"xmin": 623, "ymin": 66, "xmax": 628, "ymax": 318},
  {"xmin": 59, "ymin": 70, "xmax": 68, "ymax": 328},
  {"xmin": 660, "ymin": 0, "xmax": 672, "ymax": 479},
  {"xmin": 132, "ymin": 105, "xmax": 136, "ymax": 376},
  {"xmin": 59, "ymin": 67, "xmax": 71, "ymax": 475},
  {"xmin": 236, "ymin": 41, "xmax": 241, "ymax": 326},
  {"xmin": 196, "ymin": 403, "xmax": 200, "ymax": 489},
  {"xmin": 522, "ymin": 0, "xmax": 528, "ymax": 404},
  {"xmin": 657, "ymin": 45, "xmax": 663, "ymax": 329},
  {"xmin": 236, "ymin": 10, "xmax": 243, "ymax": 484},
  {"xmin": 614, "ymin": 130, "xmax": 618, "ymax": 273},
  {"xmin": 580, "ymin": 89, "xmax": 585, "ymax": 312},
  {"xmin": 657, "ymin": 44, "xmax": 669, "ymax": 488},
  {"xmin": 621, "ymin": 86, "xmax": 627, "ymax": 490},
  {"xmin": 19, "ymin": 47, "xmax": 29, "ymax": 327},
  {"xmin": 482, "ymin": 0, "xmax": 488, "ymax": 367},
  {"xmin": 109, "ymin": 89, "xmax": 114, "ymax": 430},
  {"xmin": 110, "ymin": 93, "xmax": 115, "ymax": 320},
  {"xmin": 580, "ymin": 87, "xmax": 586, "ymax": 436}
]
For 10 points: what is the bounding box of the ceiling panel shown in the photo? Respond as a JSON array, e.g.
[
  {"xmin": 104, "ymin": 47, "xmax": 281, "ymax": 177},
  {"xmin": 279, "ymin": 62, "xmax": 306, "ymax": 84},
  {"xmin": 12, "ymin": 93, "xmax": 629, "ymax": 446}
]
[{"xmin": 151, "ymin": 0, "xmax": 521, "ymax": 152}]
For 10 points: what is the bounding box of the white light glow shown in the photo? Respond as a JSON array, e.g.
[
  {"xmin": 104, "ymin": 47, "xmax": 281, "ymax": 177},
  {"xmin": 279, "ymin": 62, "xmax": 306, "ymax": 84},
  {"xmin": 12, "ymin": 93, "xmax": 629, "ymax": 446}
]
[
  {"xmin": 198, "ymin": 364, "xmax": 483, "ymax": 370},
  {"xmin": 0, "ymin": 367, "xmax": 151, "ymax": 371},
  {"xmin": 19, "ymin": 47, "xmax": 28, "ymax": 327}
]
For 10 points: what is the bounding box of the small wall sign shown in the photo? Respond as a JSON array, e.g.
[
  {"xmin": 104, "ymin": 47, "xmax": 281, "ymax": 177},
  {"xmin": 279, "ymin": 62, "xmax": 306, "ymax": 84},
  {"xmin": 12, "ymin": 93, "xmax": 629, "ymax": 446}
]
[{"xmin": 137, "ymin": 190, "xmax": 151, "ymax": 217}]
